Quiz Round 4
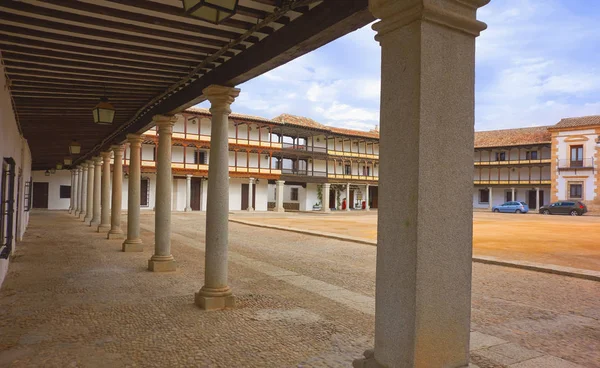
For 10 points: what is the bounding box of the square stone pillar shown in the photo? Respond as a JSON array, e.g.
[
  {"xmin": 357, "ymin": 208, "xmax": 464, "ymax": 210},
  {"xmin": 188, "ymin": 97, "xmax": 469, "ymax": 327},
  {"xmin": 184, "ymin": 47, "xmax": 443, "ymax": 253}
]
[
  {"xmin": 274, "ymin": 180, "xmax": 285, "ymax": 212},
  {"xmin": 68, "ymin": 170, "xmax": 74, "ymax": 214},
  {"xmin": 148, "ymin": 115, "xmax": 178, "ymax": 272},
  {"xmin": 73, "ymin": 167, "xmax": 80, "ymax": 216},
  {"xmin": 365, "ymin": 184, "xmax": 370, "ymax": 211},
  {"xmin": 346, "ymin": 182, "xmax": 351, "ymax": 211},
  {"xmin": 535, "ymin": 187, "xmax": 540, "ymax": 211},
  {"xmin": 123, "ymin": 134, "xmax": 144, "ymax": 252},
  {"xmin": 195, "ymin": 85, "xmax": 240, "ymax": 310},
  {"xmin": 107, "ymin": 145, "xmax": 124, "ymax": 239},
  {"xmin": 353, "ymin": 1, "xmax": 488, "ymax": 368},
  {"xmin": 97, "ymin": 152, "xmax": 112, "ymax": 233},
  {"xmin": 511, "ymin": 187, "xmax": 516, "ymax": 201},
  {"xmin": 488, "ymin": 186, "xmax": 493, "ymax": 210}
]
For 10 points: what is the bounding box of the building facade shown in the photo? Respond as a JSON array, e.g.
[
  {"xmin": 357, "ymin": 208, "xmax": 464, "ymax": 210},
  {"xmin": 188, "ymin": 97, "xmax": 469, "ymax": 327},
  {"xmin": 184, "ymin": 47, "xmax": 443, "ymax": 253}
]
[{"xmin": 30, "ymin": 111, "xmax": 600, "ymax": 213}]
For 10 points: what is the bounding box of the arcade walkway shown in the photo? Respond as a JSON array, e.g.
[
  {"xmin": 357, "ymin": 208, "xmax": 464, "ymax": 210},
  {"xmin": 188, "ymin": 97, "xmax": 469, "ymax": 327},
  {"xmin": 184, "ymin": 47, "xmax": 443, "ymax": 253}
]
[{"xmin": 0, "ymin": 211, "xmax": 597, "ymax": 367}]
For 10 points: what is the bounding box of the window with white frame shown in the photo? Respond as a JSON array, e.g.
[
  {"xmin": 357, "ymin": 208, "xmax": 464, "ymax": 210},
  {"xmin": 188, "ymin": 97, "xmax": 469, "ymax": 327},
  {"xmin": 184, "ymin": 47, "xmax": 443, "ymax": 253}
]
[{"xmin": 568, "ymin": 182, "xmax": 583, "ymax": 199}]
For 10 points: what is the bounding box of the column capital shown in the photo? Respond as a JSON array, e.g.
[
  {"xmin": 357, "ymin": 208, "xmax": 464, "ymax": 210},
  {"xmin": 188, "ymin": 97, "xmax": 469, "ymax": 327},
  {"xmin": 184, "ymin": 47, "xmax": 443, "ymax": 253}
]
[
  {"xmin": 323, "ymin": 182, "xmax": 331, "ymax": 188},
  {"xmin": 111, "ymin": 145, "xmax": 124, "ymax": 155},
  {"xmin": 202, "ymin": 85, "xmax": 240, "ymax": 114},
  {"xmin": 153, "ymin": 115, "xmax": 177, "ymax": 133},
  {"xmin": 186, "ymin": 174, "xmax": 193, "ymax": 179},
  {"xmin": 101, "ymin": 151, "xmax": 112, "ymax": 160},
  {"xmin": 93, "ymin": 156, "xmax": 102, "ymax": 165},
  {"xmin": 369, "ymin": 0, "xmax": 488, "ymax": 40},
  {"xmin": 276, "ymin": 180, "xmax": 285, "ymax": 185},
  {"xmin": 248, "ymin": 177, "xmax": 255, "ymax": 184},
  {"xmin": 126, "ymin": 133, "xmax": 144, "ymax": 147}
]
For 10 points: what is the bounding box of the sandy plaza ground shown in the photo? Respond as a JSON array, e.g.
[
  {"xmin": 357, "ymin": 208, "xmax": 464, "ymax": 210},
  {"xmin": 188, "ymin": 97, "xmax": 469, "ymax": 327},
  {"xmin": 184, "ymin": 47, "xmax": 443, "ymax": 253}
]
[{"xmin": 0, "ymin": 211, "xmax": 598, "ymax": 367}]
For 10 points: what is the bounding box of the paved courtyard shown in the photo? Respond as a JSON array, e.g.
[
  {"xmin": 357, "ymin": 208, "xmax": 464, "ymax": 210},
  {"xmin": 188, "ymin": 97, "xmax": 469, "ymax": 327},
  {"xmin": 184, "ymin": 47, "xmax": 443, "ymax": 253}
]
[
  {"xmin": 231, "ymin": 211, "xmax": 600, "ymax": 272},
  {"xmin": 0, "ymin": 211, "xmax": 598, "ymax": 367}
]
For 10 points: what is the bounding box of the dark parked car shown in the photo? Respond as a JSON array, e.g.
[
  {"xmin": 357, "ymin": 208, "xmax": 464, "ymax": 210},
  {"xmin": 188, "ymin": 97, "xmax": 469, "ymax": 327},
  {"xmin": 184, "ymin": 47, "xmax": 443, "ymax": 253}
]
[{"xmin": 539, "ymin": 201, "xmax": 588, "ymax": 216}]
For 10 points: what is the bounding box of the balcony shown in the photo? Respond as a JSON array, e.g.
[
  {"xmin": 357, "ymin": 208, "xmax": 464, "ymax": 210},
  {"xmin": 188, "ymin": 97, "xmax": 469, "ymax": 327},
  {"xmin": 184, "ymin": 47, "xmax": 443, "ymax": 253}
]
[
  {"xmin": 474, "ymin": 179, "xmax": 551, "ymax": 185},
  {"xmin": 142, "ymin": 130, "xmax": 284, "ymax": 149},
  {"xmin": 474, "ymin": 158, "xmax": 551, "ymax": 166},
  {"xmin": 557, "ymin": 158, "xmax": 595, "ymax": 171},
  {"xmin": 327, "ymin": 150, "xmax": 379, "ymax": 159}
]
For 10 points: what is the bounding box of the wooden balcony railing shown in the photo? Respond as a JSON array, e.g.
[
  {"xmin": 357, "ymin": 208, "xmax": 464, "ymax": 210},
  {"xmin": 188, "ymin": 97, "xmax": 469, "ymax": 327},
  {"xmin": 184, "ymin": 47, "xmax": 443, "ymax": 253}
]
[
  {"xmin": 474, "ymin": 179, "xmax": 551, "ymax": 185},
  {"xmin": 474, "ymin": 158, "xmax": 551, "ymax": 166}
]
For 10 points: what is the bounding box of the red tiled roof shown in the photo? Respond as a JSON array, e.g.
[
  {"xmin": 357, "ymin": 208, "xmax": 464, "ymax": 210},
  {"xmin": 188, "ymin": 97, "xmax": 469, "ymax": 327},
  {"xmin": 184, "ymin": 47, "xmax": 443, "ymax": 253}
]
[
  {"xmin": 185, "ymin": 107, "xmax": 273, "ymax": 124},
  {"xmin": 551, "ymin": 115, "xmax": 600, "ymax": 130},
  {"xmin": 271, "ymin": 113, "xmax": 327, "ymax": 130},
  {"xmin": 474, "ymin": 126, "xmax": 551, "ymax": 148}
]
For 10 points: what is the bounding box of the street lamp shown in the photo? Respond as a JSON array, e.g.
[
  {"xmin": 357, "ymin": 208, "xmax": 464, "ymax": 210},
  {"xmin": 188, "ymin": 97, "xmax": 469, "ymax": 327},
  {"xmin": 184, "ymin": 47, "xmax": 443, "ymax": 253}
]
[
  {"xmin": 45, "ymin": 170, "xmax": 50, "ymax": 177},
  {"xmin": 64, "ymin": 157, "xmax": 72, "ymax": 165},
  {"xmin": 56, "ymin": 163, "xmax": 63, "ymax": 170},
  {"xmin": 182, "ymin": 0, "xmax": 239, "ymax": 24},
  {"xmin": 92, "ymin": 96, "xmax": 115, "ymax": 125},
  {"xmin": 69, "ymin": 140, "xmax": 81, "ymax": 155},
  {"xmin": 50, "ymin": 168, "xmax": 56, "ymax": 174}
]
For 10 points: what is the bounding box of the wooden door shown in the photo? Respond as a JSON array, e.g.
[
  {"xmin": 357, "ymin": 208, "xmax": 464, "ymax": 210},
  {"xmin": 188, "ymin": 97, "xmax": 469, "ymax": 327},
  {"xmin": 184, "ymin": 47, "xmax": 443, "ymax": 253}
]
[
  {"xmin": 241, "ymin": 184, "xmax": 256, "ymax": 210},
  {"xmin": 32, "ymin": 182, "xmax": 49, "ymax": 209},
  {"xmin": 539, "ymin": 190, "xmax": 544, "ymax": 207},
  {"xmin": 140, "ymin": 179, "xmax": 149, "ymax": 206},
  {"xmin": 191, "ymin": 178, "xmax": 202, "ymax": 211},
  {"xmin": 369, "ymin": 186, "xmax": 378, "ymax": 209},
  {"xmin": 329, "ymin": 188, "xmax": 336, "ymax": 209},
  {"xmin": 349, "ymin": 189, "xmax": 354, "ymax": 208},
  {"xmin": 528, "ymin": 190, "xmax": 536, "ymax": 209}
]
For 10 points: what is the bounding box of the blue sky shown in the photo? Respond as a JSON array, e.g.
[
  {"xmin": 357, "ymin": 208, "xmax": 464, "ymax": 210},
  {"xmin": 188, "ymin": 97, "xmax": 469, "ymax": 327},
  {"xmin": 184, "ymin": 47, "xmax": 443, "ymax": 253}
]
[{"xmin": 198, "ymin": 0, "xmax": 600, "ymax": 132}]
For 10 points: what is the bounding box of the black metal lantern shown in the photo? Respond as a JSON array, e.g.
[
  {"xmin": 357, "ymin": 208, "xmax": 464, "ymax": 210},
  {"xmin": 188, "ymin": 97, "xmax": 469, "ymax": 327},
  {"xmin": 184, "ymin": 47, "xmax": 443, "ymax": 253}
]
[
  {"xmin": 93, "ymin": 96, "xmax": 115, "ymax": 125},
  {"xmin": 182, "ymin": 0, "xmax": 239, "ymax": 24},
  {"xmin": 50, "ymin": 168, "xmax": 56, "ymax": 174},
  {"xmin": 45, "ymin": 170, "xmax": 50, "ymax": 177},
  {"xmin": 56, "ymin": 163, "xmax": 63, "ymax": 170},
  {"xmin": 69, "ymin": 140, "xmax": 81, "ymax": 155},
  {"xmin": 64, "ymin": 157, "xmax": 73, "ymax": 165}
]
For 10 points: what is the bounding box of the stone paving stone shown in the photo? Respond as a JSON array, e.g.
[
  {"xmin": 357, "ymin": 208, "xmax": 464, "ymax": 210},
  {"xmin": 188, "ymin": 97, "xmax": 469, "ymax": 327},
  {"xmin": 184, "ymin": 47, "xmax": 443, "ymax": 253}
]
[
  {"xmin": 508, "ymin": 355, "xmax": 587, "ymax": 368},
  {"xmin": 470, "ymin": 331, "xmax": 508, "ymax": 350}
]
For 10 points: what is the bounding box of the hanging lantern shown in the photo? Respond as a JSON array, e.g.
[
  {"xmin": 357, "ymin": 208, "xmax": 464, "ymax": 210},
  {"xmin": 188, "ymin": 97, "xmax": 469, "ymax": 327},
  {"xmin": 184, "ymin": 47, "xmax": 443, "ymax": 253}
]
[
  {"xmin": 64, "ymin": 157, "xmax": 72, "ymax": 165},
  {"xmin": 69, "ymin": 140, "xmax": 81, "ymax": 155},
  {"xmin": 181, "ymin": 0, "xmax": 239, "ymax": 24},
  {"xmin": 50, "ymin": 168, "xmax": 56, "ymax": 174},
  {"xmin": 56, "ymin": 163, "xmax": 63, "ymax": 170},
  {"xmin": 92, "ymin": 96, "xmax": 115, "ymax": 125},
  {"xmin": 45, "ymin": 170, "xmax": 50, "ymax": 177}
]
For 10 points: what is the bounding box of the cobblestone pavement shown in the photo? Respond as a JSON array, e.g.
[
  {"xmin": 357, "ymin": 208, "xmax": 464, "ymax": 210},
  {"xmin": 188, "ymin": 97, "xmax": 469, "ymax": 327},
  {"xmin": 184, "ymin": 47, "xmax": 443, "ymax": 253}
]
[
  {"xmin": 0, "ymin": 211, "xmax": 598, "ymax": 367},
  {"xmin": 230, "ymin": 211, "xmax": 600, "ymax": 272}
]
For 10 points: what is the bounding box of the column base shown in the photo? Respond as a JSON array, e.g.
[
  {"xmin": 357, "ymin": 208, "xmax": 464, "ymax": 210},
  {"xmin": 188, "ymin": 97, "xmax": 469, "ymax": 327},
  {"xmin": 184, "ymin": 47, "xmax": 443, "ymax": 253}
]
[
  {"xmin": 122, "ymin": 239, "xmax": 143, "ymax": 252},
  {"xmin": 97, "ymin": 224, "xmax": 111, "ymax": 233},
  {"xmin": 184, "ymin": 207, "xmax": 192, "ymax": 212},
  {"xmin": 107, "ymin": 229, "xmax": 124, "ymax": 240},
  {"xmin": 84, "ymin": 216, "xmax": 93, "ymax": 223},
  {"xmin": 78, "ymin": 212, "xmax": 86, "ymax": 219},
  {"xmin": 89, "ymin": 220, "xmax": 100, "ymax": 227},
  {"xmin": 68, "ymin": 208, "xmax": 72, "ymax": 214},
  {"xmin": 195, "ymin": 287, "xmax": 235, "ymax": 311},
  {"xmin": 148, "ymin": 255, "xmax": 176, "ymax": 272},
  {"xmin": 246, "ymin": 207, "xmax": 254, "ymax": 212},
  {"xmin": 74, "ymin": 210, "xmax": 79, "ymax": 216},
  {"xmin": 352, "ymin": 350, "xmax": 477, "ymax": 368},
  {"xmin": 273, "ymin": 207, "xmax": 285, "ymax": 213}
]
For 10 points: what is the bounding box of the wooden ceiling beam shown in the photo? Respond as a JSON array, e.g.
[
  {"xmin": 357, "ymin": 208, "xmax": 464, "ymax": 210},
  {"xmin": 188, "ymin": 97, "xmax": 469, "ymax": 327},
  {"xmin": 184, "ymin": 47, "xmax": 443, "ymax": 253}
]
[
  {"xmin": 101, "ymin": 0, "xmax": 276, "ymax": 35},
  {"xmin": 9, "ymin": 85, "xmax": 157, "ymax": 96},
  {"xmin": 2, "ymin": 54, "xmax": 190, "ymax": 79},
  {"xmin": 4, "ymin": 61, "xmax": 181, "ymax": 84},
  {"xmin": 12, "ymin": 93, "xmax": 150, "ymax": 101},
  {"xmin": 41, "ymin": 0, "xmax": 253, "ymax": 42},
  {"xmin": 5, "ymin": 67, "xmax": 174, "ymax": 86},
  {"xmin": 0, "ymin": 11, "xmax": 231, "ymax": 56},
  {"xmin": 236, "ymin": 5, "xmax": 290, "ymax": 25},
  {"xmin": 0, "ymin": 1, "xmax": 255, "ymax": 48},
  {"xmin": 10, "ymin": 80, "xmax": 163, "ymax": 93},
  {"xmin": 0, "ymin": 45, "xmax": 205, "ymax": 73},
  {"xmin": 0, "ymin": 26, "xmax": 225, "ymax": 61},
  {"xmin": 0, "ymin": 37, "xmax": 198, "ymax": 68}
]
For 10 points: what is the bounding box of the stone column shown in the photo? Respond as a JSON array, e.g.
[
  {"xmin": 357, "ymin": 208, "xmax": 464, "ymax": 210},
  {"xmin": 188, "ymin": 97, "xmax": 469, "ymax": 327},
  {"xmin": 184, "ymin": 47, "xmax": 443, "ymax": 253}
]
[
  {"xmin": 274, "ymin": 180, "xmax": 285, "ymax": 212},
  {"xmin": 511, "ymin": 187, "xmax": 516, "ymax": 201},
  {"xmin": 79, "ymin": 164, "xmax": 88, "ymax": 219},
  {"xmin": 107, "ymin": 145, "xmax": 124, "ymax": 239},
  {"xmin": 84, "ymin": 160, "xmax": 94, "ymax": 223},
  {"xmin": 353, "ymin": 1, "xmax": 488, "ymax": 368},
  {"xmin": 68, "ymin": 170, "xmax": 74, "ymax": 214},
  {"xmin": 247, "ymin": 177, "xmax": 255, "ymax": 211},
  {"xmin": 346, "ymin": 182, "xmax": 351, "ymax": 211},
  {"xmin": 73, "ymin": 168, "xmax": 80, "ymax": 215},
  {"xmin": 535, "ymin": 187, "xmax": 540, "ymax": 210},
  {"xmin": 184, "ymin": 174, "xmax": 192, "ymax": 212},
  {"xmin": 365, "ymin": 184, "xmax": 370, "ymax": 211},
  {"xmin": 98, "ymin": 152, "xmax": 112, "ymax": 233},
  {"xmin": 148, "ymin": 115, "xmax": 177, "ymax": 271},
  {"xmin": 195, "ymin": 85, "xmax": 240, "ymax": 310},
  {"xmin": 321, "ymin": 183, "xmax": 331, "ymax": 212},
  {"xmin": 201, "ymin": 177, "xmax": 208, "ymax": 211},
  {"xmin": 90, "ymin": 157, "xmax": 102, "ymax": 226},
  {"xmin": 488, "ymin": 186, "xmax": 493, "ymax": 210},
  {"xmin": 123, "ymin": 134, "xmax": 144, "ymax": 252}
]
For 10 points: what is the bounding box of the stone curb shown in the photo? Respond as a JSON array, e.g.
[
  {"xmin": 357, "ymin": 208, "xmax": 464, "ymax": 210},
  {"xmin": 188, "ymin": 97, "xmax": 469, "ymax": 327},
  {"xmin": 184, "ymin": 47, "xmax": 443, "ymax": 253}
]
[{"xmin": 228, "ymin": 219, "xmax": 600, "ymax": 282}]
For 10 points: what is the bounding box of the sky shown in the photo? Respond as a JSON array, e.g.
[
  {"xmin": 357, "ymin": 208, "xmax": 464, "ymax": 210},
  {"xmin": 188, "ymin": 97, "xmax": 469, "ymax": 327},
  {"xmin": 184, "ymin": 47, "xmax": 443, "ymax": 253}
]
[{"xmin": 197, "ymin": 0, "xmax": 600, "ymax": 132}]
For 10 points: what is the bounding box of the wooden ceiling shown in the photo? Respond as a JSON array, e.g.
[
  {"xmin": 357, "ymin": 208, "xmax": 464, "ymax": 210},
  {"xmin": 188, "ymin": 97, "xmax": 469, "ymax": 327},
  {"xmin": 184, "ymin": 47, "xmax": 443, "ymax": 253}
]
[{"xmin": 0, "ymin": 0, "xmax": 373, "ymax": 170}]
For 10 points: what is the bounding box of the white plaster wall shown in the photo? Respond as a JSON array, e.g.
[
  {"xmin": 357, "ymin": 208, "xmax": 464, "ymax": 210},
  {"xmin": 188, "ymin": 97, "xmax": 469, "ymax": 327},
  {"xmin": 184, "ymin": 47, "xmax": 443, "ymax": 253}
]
[
  {"xmin": 32, "ymin": 170, "xmax": 72, "ymax": 210},
  {"xmin": 254, "ymin": 181, "xmax": 268, "ymax": 211},
  {"xmin": 473, "ymin": 187, "xmax": 551, "ymax": 208},
  {"xmin": 141, "ymin": 144, "xmax": 154, "ymax": 161},
  {"xmin": 267, "ymin": 183, "xmax": 275, "ymax": 202},
  {"xmin": 173, "ymin": 114, "xmax": 185, "ymax": 133},
  {"xmin": 199, "ymin": 118, "xmax": 211, "ymax": 136},
  {"xmin": 173, "ymin": 178, "xmax": 186, "ymax": 211},
  {"xmin": 555, "ymin": 130, "xmax": 598, "ymax": 201},
  {"xmin": 172, "ymin": 146, "xmax": 184, "ymax": 163},
  {"xmin": 0, "ymin": 66, "xmax": 32, "ymax": 272},
  {"xmin": 229, "ymin": 178, "xmax": 243, "ymax": 211},
  {"xmin": 302, "ymin": 183, "xmax": 320, "ymax": 211}
]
